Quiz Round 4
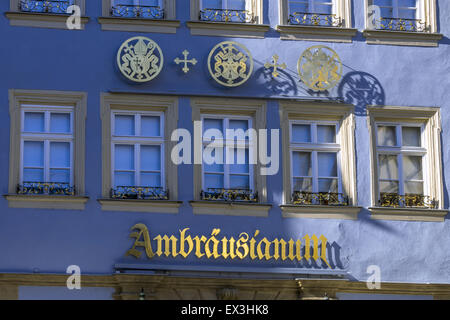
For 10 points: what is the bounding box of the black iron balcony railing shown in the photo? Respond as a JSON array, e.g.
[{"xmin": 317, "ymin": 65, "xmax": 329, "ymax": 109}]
[
  {"xmin": 20, "ymin": 0, "xmax": 73, "ymax": 14},
  {"xmin": 111, "ymin": 5, "xmax": 164, "ymax": 19},
  {"xmin": 17, "ymin": 182, "xmax": 75, "ymax": 196},
  {"xmin": 111, "ymin": 186, "xmax": 168, "ymax": 200},
  {"xmin": 379, "ymin": 193, "xmax": 437, "ymax": 209},
  {"xmin": 200, "ymin": 8, "xmax": 254, "ymax": 23},
  {"xmin": 288, "ymin": 12, "xmax": 342, "ymax": 27},
  {"xmin": 374, "ymin": 17, "xmax": 427, "ymax": 32},
  {"xmin": 201, "ymin": 188, "xmax": 258, "ymax": 202},
  {"xmin": 292, "ymin": 191, "xmax": 349, "ymax": 206}
]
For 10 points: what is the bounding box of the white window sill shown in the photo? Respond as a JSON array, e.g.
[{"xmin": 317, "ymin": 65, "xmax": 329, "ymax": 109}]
[
  {"xmin": 5, "ymin": 194, "xmax": 89, "ymax": 210},
  {"xmin": 190, "ymin": 201, "xmax": 271, "ymax": 217},
  {"xmin": 186, "ymin": 21, "xmax": 270, "ymax": 38},
  {"xmin": 369, "ymin": 207, "xmax": 448, "ymax": 222},
  {"xmin": 280, "ymin": 205, "xmax": 362, "ymax": 220},
  {"xmin": 5, "ymin": 12, "xmax": 89, "ymax": 30},
  {"xmin": 98, "ymin": 199, "xmax": 182, "ymax": 214},
  {"xmin": 98, "ymin": 17, "xmax": 180, "ymax": 34},
  {"xmin": 362, "ymin": 29, "xmax": 443, "ymax": 47},
  {"xmin": 276, "ymin": 25, "xmax": 357, "ymax": 43}
]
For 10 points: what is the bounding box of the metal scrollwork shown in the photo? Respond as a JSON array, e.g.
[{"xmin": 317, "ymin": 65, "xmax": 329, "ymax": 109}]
[
  {"xmin": 297, "ymin": 45, "xmax": 343, "ymax": 91},
  {"xmin": 18, "ymin": 182, "xmax": 75, "ymax": 196},
  {"xmin": 207, "ymin": 41, "xmax": 253, "ymax": 87},
  {"xmin": 201, "ymin": 188, "xmax": 258, "ymax": 202},
  {"xmin": 117, "ymin": 36, "xmax": 164, "ymax": 83}
]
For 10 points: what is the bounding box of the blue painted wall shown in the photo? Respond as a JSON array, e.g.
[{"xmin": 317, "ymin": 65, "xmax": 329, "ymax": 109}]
[{"xmin": 0, "ymin": 0, "xmax": 449, "ymax": 292}]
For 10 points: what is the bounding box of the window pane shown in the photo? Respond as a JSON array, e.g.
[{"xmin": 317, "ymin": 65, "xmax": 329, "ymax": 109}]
[
  {"xmin": 380, "ymin": 181, "xmax": 399, "ymax": 193},
  {"xmin": 318, "ymin": 152, "xmax": 337, "ymax": 177},
  {"xmin": 50, "ymin": 169, "xmax": 70, "ymax": 183},
  {"xmin": 203, "ymin": 118, "xmax": 223, "ymax": 134},
  {"xmin": 23, "ymin": 168, "xmax": 44, "ymax": 182},
  {"xmin": 141, "ymin": 116, "xmax": 160, "ymax": 137},
  {"xmin": 140, "ymin": 145, "xmax": 161, "ymax": 171},
  {"xmin": 229, "ymin": 119, "xmax": 249, "ymax": 132},
  {"xmin": 141, "ymin": 172, "xmax": 161, "ymax": 187},
  {"xmin": 377, "ymin": 126, "xmax": 397, "ymax": 146},
  {"xmin": 292, "ymin": 152, "xmax": 312, "ymax": 177},
  {"xmin": 403, "ymin": 156, "xmax": 422, "ymax": 181},
  {"xmin": 379, "ymin": 155, "xmax": 398, "ymax": 180},
  {"xmin": 203, "ymin": 146, "xmax": 224, "ymax": 172},
  {"xmin": 402, "ymin": 127, "xmax": 421, "ymax": 147},
  {"xmin": 114, "ymin": 145, "xmax": 134, "ymax": 170},
  {"xmin": 289, "ymin": 1, "xmax": 308, "ymax": 13},
  {"xmin": 380, "ymin": 7, "xmax": 394, "ymax": 17},
  {"xmin": 50, "ymin": 142, "xmax": 70, "ymax": 168},
  {"xmin": 398, "ymin": 8, "xmax": 416, "ymax": 19},
  {"xmin": 115, "ymin": 115, "xmax": 135, "ymax": 136},
  {"xmin": 202, "ymin": 0, "xmax": 222, "ymax": 9},
  {"xmin": 405, "ymin": 181, "xmax": 423, "ymax": 194},
  {"xmin": 50, "ymin": 113, "xmax": 71, "ymax": 133},
  {"xmin": 230, "ymin": 175, "xmax": 249, "ymax": 189},
  {"xmin": 114, "ymin": 172, "xmax": 134, "ymax": 186},
  {"xmin": 204, "ymin": 173, "xmax": 224, "ymax": 189},
  {"xmin": 317, "ymin": 125, "xmax": 336, "ymax": 143},
  {"xmin": 292, "ymin": 124, "xmax": 311, "ymax": 143},
  {"xmin": 293, "ymin": 177, "xmax": 312, "ymax": 191},
  {"xmin": 399, "ymin": 0, "xmax": 416, "ymax": 7},
  {"xmin": 230, "ymin": 148, "xmax": 249, "ymax": 173},
  {"xmin": 375, "ymin": 0, "xmax": 393, "ymax": 6},
  {"xmin": 319, "ymin": 178, "xmax": 338, "ymax": 193},
  {"xmin": 24, "ymin": 112, "xmax": 45, "ymax": 132},
  {"xmin": 228, "ymin": 0, "xmax": 246, "ymax": 10},
  {"xmin": 23, "ymin": 141, "xmax": 44, "ymax": 167},
  {"xmin": 314, "ymin": 2, "xmax": 332, "ymax": 14}
]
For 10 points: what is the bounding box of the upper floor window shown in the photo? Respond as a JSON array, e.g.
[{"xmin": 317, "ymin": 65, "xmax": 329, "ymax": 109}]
[
  {"xmin": 19, "ymin": 0, "xmax": 74, "ymax": 14},
  {"xmin": 199, "ymin": 0, "xmax": 256, "ymax": 23},
  {"xmin": 369, "ymin": 0, "xmax": 427, "ymax": 32},
  {"xmin": 287, "ymin": 0, "xmax": 342, "ymax": 27},
  {"xmin": 111, "ymin": 0, "xmax": 164, "ymax": 19}
]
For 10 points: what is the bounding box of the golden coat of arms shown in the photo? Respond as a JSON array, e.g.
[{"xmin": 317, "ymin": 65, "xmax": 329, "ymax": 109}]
[
  {"xmin": 117, "ymin": 36, "xmax": 164, "ymax": 83},
  {"xmin": 207, "ymin": 41, "xmax": 253, "ymax": 87},
  {"xmin": 297, "ymin": 45, "xmax": 342, "ymax": 91}
]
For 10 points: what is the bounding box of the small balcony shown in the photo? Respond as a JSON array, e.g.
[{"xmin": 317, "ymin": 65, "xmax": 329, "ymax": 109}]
[
  {"xmin": 291, "ymin": 191, "xmax": 349, "ymax": 206},
  {"xmin": 111, "ymin": 4, "xmax": 164, "ymax": 19},
  {"xmin": 17, "ymin": 182, "xmax": 75, "ymax": 196},
  {"xmin": 379, "ymin": 193, "xmax": 437, "ymax": 209},
  {"xmin": 201, "ymin": 188, "xmax": 258, "ymax": 202},
  {"xmin": 111, "ymin": 186, "xmax": 168, "ymax": 200},
  {"xmin": 288, "ymin": 12, "xmax": 342, "ymax": 27},
  {"xmin": 374, "ymin": 17, "xmax": 427, "ymax": 33},
  {"xmin": 199, "ymin": 8, "xmax": 255, "ymax": 23},
  {"xmin": 20, "ymin": 0, "xmax": 73, "ymax": 14}
]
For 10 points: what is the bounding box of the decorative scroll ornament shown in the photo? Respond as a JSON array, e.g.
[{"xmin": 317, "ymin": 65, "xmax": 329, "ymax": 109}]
[
  {"xmin": 297, "ymin": 45, "xmax": 342, "ymax": 91},
  {"xmin": 174, "ymin": 50, "xmax": 197, "ymax": 74},
  {"xmin": 264, "ymin": 54, "xmax": 287, "ymax": 78},
  {"xmin": 207, "ymin": 41, "xmax": 253, "ymax": 87},
  {"xmin": 117, "ymin": 36, "xmax": 164, "ymax": 83}
]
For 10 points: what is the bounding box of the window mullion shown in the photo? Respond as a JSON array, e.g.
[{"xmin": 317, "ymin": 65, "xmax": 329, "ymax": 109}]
[
  {"xmin": 44, "ymin": 140, "xmax": 50, "ymax": 183},
  {"xmin": 398, "ymin": 153, "xmax": 404, "ymax": 196},
  {"xmin": 312, "ymin": 150, "xmax": 318, "ymax": 193},
  {"xmin": 135, "ymin": 143, "xmax": 140, "ymax": 187},
  {"xmin": 224, "ymin": 118, "xmax": 229, "ymax": 189}
]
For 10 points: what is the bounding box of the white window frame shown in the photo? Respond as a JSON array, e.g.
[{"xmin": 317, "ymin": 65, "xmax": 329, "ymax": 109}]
[
  {"xmin": 286, "ymin": 0, "xmax": 337, "ymax": 14},
  {"xmin": 103, "ymin": 0, "xmax": 176, "ymax": 19},
  {"xmin": 20, "ymin": 106, "xmax": 74, "ymax": 186},
  {"xmin": 372, "ymin": 0, "xmax": 422, "ymax": 20},
  {"xmin": 289, "ymin": 119, "xmax": 343, "ymax": 196},
  {"xmin": 191, "ymin": 0, "xmax": 263, "ymax": 24},
  {"xmin": 201, "ymin": 114, "xmax": 254, "ymax": 193},
  {"xmin": 111, "ymin": 110, "xmax": 165, "ymax": 189}
]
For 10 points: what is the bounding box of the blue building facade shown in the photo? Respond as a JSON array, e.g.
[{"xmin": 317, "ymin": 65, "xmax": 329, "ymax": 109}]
[{"xmin": 0, "ymin": 0, "xmax": 449, "ymax": 300}]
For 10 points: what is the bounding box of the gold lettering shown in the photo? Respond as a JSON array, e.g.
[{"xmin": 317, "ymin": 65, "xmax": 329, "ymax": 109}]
[
  {"xmin": 205, "ymin": 229, "xmax": 221, "ymax": 259},
  {"xmin": 319, "ymin": 235, "xmax": 331, "ymax": 268},
  {"xmin": 154, "ymin": 234, "xmax": 178, "ymax": 257},
  {"xmin": 271, "ymin": 238, "xmax": 287, "ymax": 261},
  {"xmin": 249, "ymin": 230, "xmax": 260, "ymax": 260},
  {"xmin": 303, "ymin": 234, "xmax": 320, "ymax": 262},
  {"xmin": 193, "ymin": 235, "xmax": 207, "ymax": 258},
  {"xmin": 257, "ymin": 237, "xmax": 272, "ymax": 260},
  {"xmin": 236, "ymin": 232, "xmax": 249, "ymax": 259},
  {"xmin": 179, "ymin": 228, "xmax": 194, "ymax": 258},
  {"xmin": 287, "ymin": 239, "xmax": 302, "ymax": 261},
  {"xmin": 126, "ymin": 223, "xmax": 154, "ymax": 258},
  {"xmin": 221, "ymin": 236, "xmax": 237, "ymax": 259}
]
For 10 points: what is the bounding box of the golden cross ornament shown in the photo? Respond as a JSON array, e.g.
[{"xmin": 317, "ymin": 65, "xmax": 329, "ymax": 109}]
[
  {"xmin": 174, "ymin": 50, "xmax": 197, "ymax": 73},
  {"xmin": 264, "ymin": 54, "xmax": 287, "ymax": 78}
]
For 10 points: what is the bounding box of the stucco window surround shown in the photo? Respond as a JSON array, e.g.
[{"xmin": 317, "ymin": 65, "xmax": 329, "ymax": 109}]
[
  {"xmin": 99, "ymin": 93, "xmax": 181, "ymax": 214},
  {"xmin": 279, "ymin": 101, "xmax": 361, "ymax": 220},
  {"xmin": 363, "ymin": 0, "xmax": 442, "ymax": 47},
  {"xmin": 187, "ymin": 0, "xmax": 269, "ymax": 38},
  {"xmin": 5, "ymin": 89, "xmax": 88, "ymax": 210},
  {"xmin": 6, "ymin": 0, "xmax": 88, "ymax": 30},
  {"xmin": 189, "ymin": 97, "xmax": 271, "ymax": 217},
  {"xmin": 367, "ymin": 106, "xmax": 447, "ymax": 222},
  {"xmin": 276, "ymin": 0, "xmax": 356, "ymax": 43},
  {"xmin": 99, "ymin": 0, "xmax": 180, "ymax": 34}
]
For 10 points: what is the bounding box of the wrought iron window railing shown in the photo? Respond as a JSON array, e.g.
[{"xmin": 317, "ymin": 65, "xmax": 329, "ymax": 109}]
[
  {"xmin": 288, "ymin": 12, "xmax": 342, "ymax": 27},
  {"xmin": 17, "ymin": 182, "xmax": 75, "ymax": 196},
  {"xmin": 201, "ymin": 188, "xmax": 258, "ymax": 202},
  {"xmin": 374, "ymin": 17, "xmax": 427, "ymax": 32},
  {"xmin": 111, "ymin": 186, "xmax": 168, "ymax": 200},
  {"xmin": 20, "ymin": 0, "xmax": 73, "ymax": 14},
  {"xmin": 200, "ymin": 8, "xmax": 255, "ymax": 23},
  {"xmin": 379, "ymin": 193, "xmax": 437, "ymax": 209},
  {"xmin": 291, "ymin": 191, "xmax": 349, "ymax": 206},
  {"xmin": 111, "ymin": 5, "xmax": 164, "ymax": 19}
]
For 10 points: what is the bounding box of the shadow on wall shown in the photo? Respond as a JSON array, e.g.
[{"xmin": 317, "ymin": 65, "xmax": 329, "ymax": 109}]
[
  {"xmin": 337, "ymin": 71, "xmax": 385, "ymax": 115},
  {"xmin": 254, "ymin": 66, "xmax": 299, "ymax": 96},
  {"xmin": 295, "ymin": 241, "xmax": 344, "ymax": 270}
]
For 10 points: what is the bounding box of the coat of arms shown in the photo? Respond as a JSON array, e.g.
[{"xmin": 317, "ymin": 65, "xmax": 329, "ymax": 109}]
[
  {"xmin": 207, "ymin": 41, "xmax": 253, "ymax": 87},
  {"xmin": 297, "ymin": 45, "xmax": 342, "ymax": 91},
  {"xmin": 117, "ymin": 36, "xmax": 164, "ymax": 83}
]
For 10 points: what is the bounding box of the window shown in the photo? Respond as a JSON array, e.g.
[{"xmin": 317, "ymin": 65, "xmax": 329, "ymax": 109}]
[
  {"xmin": 368, "ymin": 106, "xmax": 446, "ymax": 222},
  {"xmin": 111, "ymin": 0, "xmax": 164, "ymax": 19},
  {"xmin": 7, "ymin": 0, "xmax": 87, "ymax": 30},
  {"xmin": 370, "ymin": 0, "xmax": 425, "ymax": 32},
  {"xmin": 99, "ymin": 93, "xmax": 180, "ymax": 214},
  {"xmin": 277, "ymin": 0, "xmax": 355, "ymax": 43},
  {"xmin": 280, "ymin": 102, "xmax": 360, "ymax": 220},
  {"xmin": 7, "ymin": 90, "xmax": 87, "ymax": 210},
  {"xmin": 199, "ymin": 0, "xmax": 254, "ymax": 23}
]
